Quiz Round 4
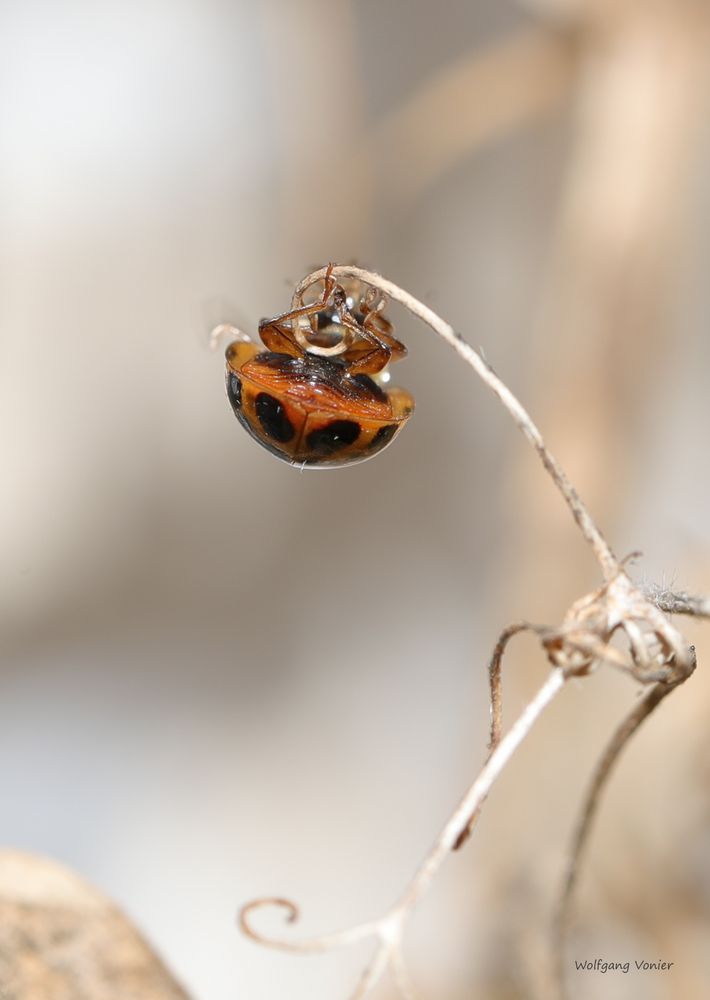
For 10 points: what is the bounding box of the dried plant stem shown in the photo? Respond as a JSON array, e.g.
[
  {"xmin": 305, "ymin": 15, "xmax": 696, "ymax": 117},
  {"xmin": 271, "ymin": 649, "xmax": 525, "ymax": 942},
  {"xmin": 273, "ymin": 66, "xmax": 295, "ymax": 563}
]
[
  {"xmin": 552, "ymin": 651, "xmax": 696, "ymax": 1000},
  {"xmin": 292, "ymin": 265, "xmax": 619, "ymax": 581},
  {"xmin": 240, "ymin": 667, "xmax": 567, "ymax": 998},
  {"xmin": 399, "ymin": 668, "xmax": 566, "ymax": 898},
  {"xmin": 454, "ymin": 621, "xmax": 538, "ymax": 850},
  {"xmin": 236, "ymin": 266, "xmax": 700, "ymax": 999}
]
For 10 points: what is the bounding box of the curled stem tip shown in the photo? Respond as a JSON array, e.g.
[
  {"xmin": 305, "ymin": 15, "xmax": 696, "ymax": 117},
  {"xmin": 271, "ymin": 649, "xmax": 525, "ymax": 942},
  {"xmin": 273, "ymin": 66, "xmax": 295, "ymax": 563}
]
[{"xmin": 239, "ymin": 897, "xmax": 300, "ymax": 941}]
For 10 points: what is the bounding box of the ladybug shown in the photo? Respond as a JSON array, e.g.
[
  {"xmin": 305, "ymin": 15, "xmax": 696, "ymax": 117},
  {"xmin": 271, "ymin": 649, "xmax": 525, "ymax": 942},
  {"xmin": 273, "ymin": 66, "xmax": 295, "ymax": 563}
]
[{"xmin": 224, "ymin": 266, "xmax": 414, "ymax": 468}]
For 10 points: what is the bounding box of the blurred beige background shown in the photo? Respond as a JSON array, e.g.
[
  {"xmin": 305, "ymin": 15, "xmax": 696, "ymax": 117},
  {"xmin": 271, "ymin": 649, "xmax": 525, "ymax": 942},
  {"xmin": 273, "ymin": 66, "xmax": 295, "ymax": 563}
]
[{"xmin": 2, "ymin": 1, "xmax": 710, "ymax": 998}]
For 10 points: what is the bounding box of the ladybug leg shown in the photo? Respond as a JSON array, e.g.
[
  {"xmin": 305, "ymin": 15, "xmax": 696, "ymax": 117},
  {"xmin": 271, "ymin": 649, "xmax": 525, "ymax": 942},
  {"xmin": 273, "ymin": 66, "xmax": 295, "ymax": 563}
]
[
  {"xmin": 365, "ymin": 313, "xmax": 407, "ymax": 364},
  {"xmin": 361, "ymin": 289, "xmax": 408, "ymax": 361},
  {"xmin": 258, "ymin": 264, "xmax": 337, "ymax": 356},
  {"xmin": 340, "ymin": 296, "xmax": 408, "ymax": 375},
  {"xmin": 340, "ymin": 337, "xmax": 391, "ymax": 375}
]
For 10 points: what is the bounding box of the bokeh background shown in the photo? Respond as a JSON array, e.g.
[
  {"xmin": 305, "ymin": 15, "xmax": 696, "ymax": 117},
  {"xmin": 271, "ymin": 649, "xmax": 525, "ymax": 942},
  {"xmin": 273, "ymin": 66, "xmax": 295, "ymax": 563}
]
[{"xmin": 2, "ymin": 1, "xmax": 710, "ymax": 998}]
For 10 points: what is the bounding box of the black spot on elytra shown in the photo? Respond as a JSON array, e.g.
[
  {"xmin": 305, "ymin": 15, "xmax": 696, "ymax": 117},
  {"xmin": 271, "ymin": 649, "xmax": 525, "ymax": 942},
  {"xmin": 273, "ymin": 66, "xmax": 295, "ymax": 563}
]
[
  {"xmin": 307, "ymin": 420, "xmax": 361, "ymax": 455},
  {"xmin": 227, "ymin": 373, "xmax": 242, "ymax": 409},
  {"xmin": 255, "ymin": 393, "xmax": 295, "ymax": 442},
  {"xmin": 368, "ymin": 424, "xmax": 398, "ymax": 451}
]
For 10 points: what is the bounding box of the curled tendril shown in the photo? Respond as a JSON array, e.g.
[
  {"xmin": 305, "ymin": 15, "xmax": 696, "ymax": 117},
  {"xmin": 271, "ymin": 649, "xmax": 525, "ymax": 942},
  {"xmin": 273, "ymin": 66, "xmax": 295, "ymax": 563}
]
[
  {"xmin": 238, "ymin": 897, "xmax": 382, "ymax": 956},
  {"xmin": 239, "ymin": 898, "xmax": 300, "ymax": 946}
]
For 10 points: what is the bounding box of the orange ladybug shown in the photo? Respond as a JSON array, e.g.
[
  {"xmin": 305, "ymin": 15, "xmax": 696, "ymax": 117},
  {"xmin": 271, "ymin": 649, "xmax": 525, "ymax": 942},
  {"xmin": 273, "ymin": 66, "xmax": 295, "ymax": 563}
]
[{"xmin": 224, "ymin": 267, "xmax": 414, "ymax": 468}]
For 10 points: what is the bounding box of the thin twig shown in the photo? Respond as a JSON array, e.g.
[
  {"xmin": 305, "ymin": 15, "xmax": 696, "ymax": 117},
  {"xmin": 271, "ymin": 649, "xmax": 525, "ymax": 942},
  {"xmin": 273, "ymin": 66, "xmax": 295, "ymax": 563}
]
[
  {"xmin": 552, "ymin": 647, "xmax": 697, "ymax": 1000},
  {"xmin": 397, "ymin": 668, "xmax": 567, "ymax": 905},
  {"xmin": 488, "ymin": 623, "xmax": 539, "ymax": 751},
  {"xmin": 292, "ymin": 265, "xmax": 619, "ymax": 580},
  {"xmin": 239, "ymin": 667, "xmax": 567, "ymax": 998},
  {"xmin": 453, "ymin": 621, "xmax": 539, "ymax": 850}
]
